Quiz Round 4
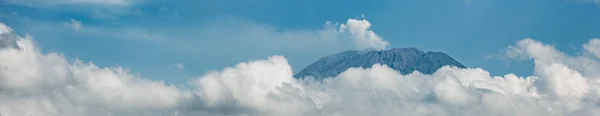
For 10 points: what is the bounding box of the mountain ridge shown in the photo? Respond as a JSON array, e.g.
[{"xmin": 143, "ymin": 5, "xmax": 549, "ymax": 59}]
[{"xmin": 294, "ymin": 48, "xmax": 465, "ymax": 79}]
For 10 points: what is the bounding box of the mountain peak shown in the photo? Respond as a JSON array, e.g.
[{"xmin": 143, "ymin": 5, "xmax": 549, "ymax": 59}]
[
  {"xmin": 0, "ymin": 23, "xmax": 18, "ymax": 49},
  {"xmin": 294, "ymin": 48, "xmax": 465, "ymax": 79}
]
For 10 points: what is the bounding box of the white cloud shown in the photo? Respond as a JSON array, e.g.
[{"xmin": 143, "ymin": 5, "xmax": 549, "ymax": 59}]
[
  {"xmin": 0, "ymin": 23, "xmax": 13, "ymax": 34},
  {"xmin": 0, "ymin": 24, "xmax": 190, "ymax": 116},
  {"xmin": 503, "ymin": 38, "xmax": 600, "ymax": 113},
  {"xmin": 338, "ymin": 18, "xmax": 390, "ymax": 50},
  {"xmin": 2, "ymin": 21, "xmax": 600, "ymax": 116},
  {"xmin": 187, "ymin": 38, "xmax": 600, "ymax": 115},
  {"xmin": 190, "ymin": 56, "xmax": 316, "ymax": 115},
  {"xmin": 318, "ymin": 18, "xmax": 391, "ymax": 50},
  {"xmin": 583, "ymin": 38, "xmax": 600, "ymax": 59},
  {"xmin": 63, "ymin": 19, "xmax": 83, "ymax": 32}
]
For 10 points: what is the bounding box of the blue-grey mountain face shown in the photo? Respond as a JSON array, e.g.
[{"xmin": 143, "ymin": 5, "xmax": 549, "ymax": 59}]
[
  {"xmin": 0, "ymin": 27, "xmax": 17, "ymax": 49},
  {"xmin": 294, "ymin": 48, "xmax": 465, "ymax": 79}
]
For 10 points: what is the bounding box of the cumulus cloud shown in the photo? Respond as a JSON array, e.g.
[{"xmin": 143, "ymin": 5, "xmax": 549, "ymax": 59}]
[
  {"xmin": 502, "ymin": 38, "xmax": 600, "ymax": 114},
  {"xmin": 1, "ymin": 22, "xmax": 600, "ymax": 116},
  {"xmin": 337, "ymin": 18, "xmax": 390, "ymax": 50},
  {"xmin": 0, "ymin": 23, "xmax": 190, "ymax": 116},
  {"xmin": 319, "ymin": 18, "xmax": 390, "ymax": 50},
  {"xmin": 583, "ymin": 38, "xmax": 600, "ymax": 59},
  {"xmin": 63, "ymin": 19, "xmax": 83, "ymax": 32},
  {"xmin": 190, "ymin": 56, "xmax": 316, "ymax": 116}
]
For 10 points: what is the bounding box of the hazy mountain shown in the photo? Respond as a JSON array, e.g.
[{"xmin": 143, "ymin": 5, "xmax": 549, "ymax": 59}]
[{"xmin": 295, "ymin": 48, "xmax": 465, "ymax": 79}]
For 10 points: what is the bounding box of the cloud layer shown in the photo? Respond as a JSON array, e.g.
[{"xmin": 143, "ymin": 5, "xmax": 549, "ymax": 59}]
[
  {"xmin": 0, "ymin": 22, "xmax": 189, "ymax": 116},
  {"xmin": 2, "ymin": 0, "xmax": 136, "ymax": 7},
  {"xmin": 1, "ymin": 21, "xmax": 600, "ymax": 116}
]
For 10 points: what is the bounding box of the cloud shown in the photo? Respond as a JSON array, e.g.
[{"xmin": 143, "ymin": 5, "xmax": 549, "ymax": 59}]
[
  {"xmin": 2, "ymin": 0, "xmax": 137, "ymax": 7},
  {"xmin": 175, "ymin": 63, "xmax": 184, "ymax": 70},
  {"xmin": 0, "ymin": 23, "xmax": 190, "ymax": 116},
  {"xmin": 338, "ymin": 18, "xmax": 390, "ymax": 50},
  {"xmin": 190, "ymin": 56, "xmax": 316, "ymax": 115},
  {"xmin": 63, "ymin": 19, "xmax": 83, "ymax": 32},
  {"xmin": 182, "ymin": 17, "xmax": 390, "ymax": 51},
  {"xmin": 156, "ymin": 17, "xmax": 391, "ymax": 73},
  {"xmin": 502, "ymin": 38, "xmax": 600, "ymax": 114},
  {"xmin": 187, "ymin": 38, "xmax": 600, "ymax": 116},
  {"xmin": 2, "ymin": 21, "xmax": 600, "ymax": 116},
  {"xmin": 2, "ymin": 0, "xmax": 142, "ymax": 20},
  {"xmin": 583, "ymin": 38, "xmax": 600, "ymax": 59}
]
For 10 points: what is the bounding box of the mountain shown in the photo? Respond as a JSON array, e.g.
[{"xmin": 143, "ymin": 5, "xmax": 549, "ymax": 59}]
[
  {"xmin": 0, "ymin": 23, "xmax": 17, "ymax": 49},
  {"xmin": 294, "ymin": 48, "xmax": 465, "ymax": 79}
]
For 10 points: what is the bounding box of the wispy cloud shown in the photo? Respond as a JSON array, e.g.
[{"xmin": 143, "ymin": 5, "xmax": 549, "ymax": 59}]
[
  {"xmin": 166, "ymin": 17, "xmax": 392, "ymax": 55},
  {"xmin": 63, "ymin": 18, "xmax": 83, "ymax": 32},
  {"xmin": 175, "ymin": 62, "xmax": 184, "ymax": 70},
  {"xmin": 1, "ymin": 0, "xmax": 139, "ymax": 7},
  {"xmin": 159, "ymin": 5, "xmax": 179, "ymax": 18},
  {"xmin": 583, "ymin": 38, "xmax": 600, "ymax": 58},
  {"xmin": 1, "ymin": 0, "xmax": 144, "ymax": 21}
]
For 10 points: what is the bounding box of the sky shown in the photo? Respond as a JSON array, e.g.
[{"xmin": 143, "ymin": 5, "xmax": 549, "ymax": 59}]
[
  {"xmin": 1, "ymin": 0, "xmax": 600, "ymax": 84},
  {"xmin": 2, "ymin": 0, "xmax": 600, "ymax": 115}
]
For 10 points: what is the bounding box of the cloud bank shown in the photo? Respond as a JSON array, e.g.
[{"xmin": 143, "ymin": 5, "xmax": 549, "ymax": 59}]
[{"xmin": 1, "ymin": 21, "xmax": 600, "ymax": 116}]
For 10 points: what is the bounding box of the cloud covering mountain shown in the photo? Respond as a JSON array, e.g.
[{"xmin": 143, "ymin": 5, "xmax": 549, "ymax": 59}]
[{"xmin": 1, "ymin": 21, "xmax": 600, "ymax": 116}]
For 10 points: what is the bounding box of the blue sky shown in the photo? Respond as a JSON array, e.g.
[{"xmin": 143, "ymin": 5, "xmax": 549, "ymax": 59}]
[{"xmin": 1, "ymin": 0, "xmax": 600, "ymax": 84}]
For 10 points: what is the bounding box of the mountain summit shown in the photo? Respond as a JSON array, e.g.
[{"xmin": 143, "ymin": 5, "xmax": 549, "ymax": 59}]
[{"xmin": 294, "ymin": 48, "xmax": 465, "ymax": 79}]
